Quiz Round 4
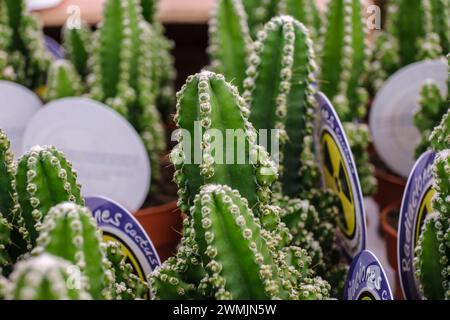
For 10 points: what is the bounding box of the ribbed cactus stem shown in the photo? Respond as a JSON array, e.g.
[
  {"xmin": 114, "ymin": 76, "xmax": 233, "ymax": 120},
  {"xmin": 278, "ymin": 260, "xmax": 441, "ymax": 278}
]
[
  {"xmin": 89, "ymin": 0, "xmax": 165, "ymax": 182},
  {"xmin": 430, "ymin": 109, "xmax": 450, "ymax": 151},
  {"xmin": 45, "ymin": 60, "xmax": 83, "ymax": 101},
  {"xmin": 15, "ymin": 146, "xmax": 83, "ymax": 246},
  {"xmin": 33, "ymin": 203, "xmax": 114, "ymax": 300},
  {"xmin": 104, "ymin": 241, "xmax": 148, "ymax": 300},
  {"xmin": 243, "ymin": 15, "xmax": 318, "ymax": 197},
  {"xmin": 62, "ymin": 22, "xmax": 92, "ymax": 80},
  {"xmin": 191, "ymin": 184, "xmax": 292, "ymax": 299},
  {"xmin": 172, "ymin": 71, "xmax": 278, "ymax": 214},
  {"xmin": 208, "ymin": 0, "xmax": 252, "ymax": 93},
  {"xmin": 319, "ymin": 0, "xmax": 369, "ymax": 121},
  {"xmin": 0, "ymin": 0, "xmax": 51, "ymax": 89},
  {"xmin": 242, "ymin": 0, "xmax": 277, "ymax": 37},
  {"xmin": 5, "ymin": 254, "xmax": 92, "ymax": 300},
  {"xmin": 140, "ymin": 0, "xmax": 157, "ymax": 24}
]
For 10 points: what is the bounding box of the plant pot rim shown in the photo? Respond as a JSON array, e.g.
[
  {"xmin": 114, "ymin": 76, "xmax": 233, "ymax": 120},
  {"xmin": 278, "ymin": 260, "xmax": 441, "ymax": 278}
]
[
  {"xmin": 375, "ymin": 168, "xmax": 407, "ymax": 186},
  {"xmin": 134, "ymin": 200, "xmax": 179, "ymax": 217},
  {"xmin": 380, "ymin": 200, "xmax": 401, "ymax": 238}
]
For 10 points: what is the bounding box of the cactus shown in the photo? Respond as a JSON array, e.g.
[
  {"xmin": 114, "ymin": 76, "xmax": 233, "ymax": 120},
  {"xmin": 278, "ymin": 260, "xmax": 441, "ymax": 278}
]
[
  {"xmin": 32, "ymin": 203, "xmax": 114, "ymax": 300},
  {"xmin": 208, "ymin": 0, "xmax": 252, "ymax": 93},
  {"xmin": 140, "ymin": 0, "xmax": 157, "ymax": 24},
  {"xmin": 89, "ymin": 0, "xmax": 165, "ymax": 182},
  {"xmin": 15, "ymin": 145, "xmax": 83, "ymax": 247},
  {"xmin": 152, "ymin": 184, "xmax": 331, "ymax": 300},
  {"xmin": 5, "ymin": 253, "xmax": 92, "ymax": 300},
  {"xmin": 62, "ymin": 22, "xmax": 92, "ymax": 80},
  {"xmin": 414, "ymin": 110, "xmax": 450, "ymax": 300},
  {"xmin": 45, "ymin": 60, "xmax": 83, "ymax": 102},
  {"xmin": 242, "ymin": 0, "xmax": 278, "ymax": 38},
  {"xmin": 103, "ymin": 241, "xmax": 148, "ymax": 300},
  {"xmin": 171, "ymin": 70, "xmax": 278, "ymax": 214},
  {"xmin": 242, "ymin": 16, "xmax": 318, "ymax": 198},
  {"xmin": 277, "ymin": 0, "xmax": 322, "ymax": 46},
  {"xmin": 371, "ymin": 0, "xmax": 449, "ymax": 90},
  {"xmin": 0, "ymin": 0, "xmax": 51, "ymax": 90}
]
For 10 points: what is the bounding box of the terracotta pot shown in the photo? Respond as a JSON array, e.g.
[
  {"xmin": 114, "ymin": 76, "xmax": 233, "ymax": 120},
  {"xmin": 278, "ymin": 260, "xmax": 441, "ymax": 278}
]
[
  {"xmin": 374, "ymin": 168, "xmax": 406, "ymax": 211},
  {"xmin": 380, "ymin": 201, "xmax": 404, "ymax": 300},
  {"xmin": 135, "ymin": 201, "xmax": 183, "ymax": 262}
]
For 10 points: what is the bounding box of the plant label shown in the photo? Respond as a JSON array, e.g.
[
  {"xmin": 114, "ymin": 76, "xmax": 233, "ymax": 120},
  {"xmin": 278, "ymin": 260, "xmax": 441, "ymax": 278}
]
[
  {"xmin": 22, "ymin": 97, "xmax": 151, "ymax": 212},
  {"xmin": 0, "ymin": 81, "xmax": 42, "ymax": 158},
  {"xmin": 370, "ymin": 58, "xmax": 447, "ymax": 178},
  {"xmin": 314, "ymin": 92, "xmax": 367, "ymax": 259},
  {"xmin": 86, "ymin": 195, "xmax": 161, "ymax": 299},
  {"xmin": 398, "ymin": 150, "xmax": 436, "ymax": 300},
  {"xmin": 344, "ymin": 250, "xmax": 393, "ymax": 300}
]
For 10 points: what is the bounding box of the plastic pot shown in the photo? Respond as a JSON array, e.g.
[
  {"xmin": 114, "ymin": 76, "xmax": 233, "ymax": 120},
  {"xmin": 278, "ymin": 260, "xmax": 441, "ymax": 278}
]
[{"xmin": 135, "ymin": 200, "xmax": 183, "ymax": 262}]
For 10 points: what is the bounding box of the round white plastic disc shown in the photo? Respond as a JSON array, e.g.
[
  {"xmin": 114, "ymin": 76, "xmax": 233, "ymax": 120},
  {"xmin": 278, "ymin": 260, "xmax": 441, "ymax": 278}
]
[
  {"xmin": 22, "ymin": 97, "xmax": 151, "ymax": 212},
  {"xmin": 26, "ymin": 0, "xmax": 63, "ymax": 11},
  {"xmin": 370, "ymin": 58, "xmax": 448, "ymax": 178},
  {"xmin": 0, "ymin": 81, "xmax": 42, "ymax": 158}
]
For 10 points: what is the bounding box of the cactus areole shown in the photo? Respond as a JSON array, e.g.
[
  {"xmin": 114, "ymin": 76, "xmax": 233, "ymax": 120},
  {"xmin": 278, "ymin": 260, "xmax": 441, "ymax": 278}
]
[
  {"xmin": 314, "ymin": 92, "xmax": 366, "ymax": 258},
  {"xmin": 398, "ymin": 150, "xmax": 436, "ymax": 300}
]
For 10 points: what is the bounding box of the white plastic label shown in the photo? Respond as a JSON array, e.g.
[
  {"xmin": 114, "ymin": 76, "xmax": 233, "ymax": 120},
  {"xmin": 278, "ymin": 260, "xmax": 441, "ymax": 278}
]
[
  {"xmin": 26, "ymin": 0, "xmax": 63, "ymax": 11},
  {"xmin": 22, "ymin": 97, "xmax": 151, "ymax": 212},
  {"xmin": 370, "ymin": 58, "xmax": 448, "ymax": 178},
  {"xmin": 0, "ymin": 81, "xmax": 42, "ymax": 158}
]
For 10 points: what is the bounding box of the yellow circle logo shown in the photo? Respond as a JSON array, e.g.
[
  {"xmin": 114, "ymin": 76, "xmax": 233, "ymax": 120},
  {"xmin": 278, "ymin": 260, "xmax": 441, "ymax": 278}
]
[
  {"xmin": 321, "ymin": 131, "xmax": 356, "ymax": 239},
  {"xmin": 415, "ymin": 187, "xmax": 435, "ymax": 245}
]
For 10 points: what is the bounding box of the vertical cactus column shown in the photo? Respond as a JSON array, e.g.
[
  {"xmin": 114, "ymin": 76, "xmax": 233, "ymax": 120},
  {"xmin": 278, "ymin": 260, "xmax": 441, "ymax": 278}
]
[
  {"xmin": 45, "ymin": 60, "xmax": 83, "ymax": 101},
  {"xmin": 172, "ymin": 70, "xmax": 278, "ymax": 214},
  {"xmin": 242, "ymin": 15, "xmax": 318, "ymax": 197},
  {"xmin": 89, "ymin": 0, "xmax": 165, "ymax": 182},
  {"xmin": 0, "ymin": 0, "xmax": 51, "ymax": 90},
  {"xmin": 5, "ymin": 254, "xmax": 92, "ymax": 300},
  {"xmin": 62, "ymin": 22, "xmax": 92, "ymax": 80},
  {"xmin": 33, "ymin": 203, "xmax": 114, "ymax": 300},
  {"xmin": 15, "ymin": 146, "xmax": 83, "ymax": 246},
  {"xmin": 208, "ymin": 0, "xmax": 252, "ymax": 93},
  {"xmin": 242, "ymin": 0, "xmax": 278, "ymax": 38}
]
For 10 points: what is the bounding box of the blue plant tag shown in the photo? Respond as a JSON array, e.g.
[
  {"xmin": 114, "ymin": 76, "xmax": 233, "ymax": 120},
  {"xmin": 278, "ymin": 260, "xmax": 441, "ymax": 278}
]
[
  {"xmin": 314, "ymin": 92, "xmax": 367, "ymax": 259},
  {"xmin": 45, "ymin": 36, "xmax": 64, "ymax": 60},
  {"xmin": 344, "ymin": 250, "xmax": 393, "ymax": 300},
  {"xmin": 85, "ymin": 195, "xmax": 161, "ymax": 295},
  {"xmin": 398, "ymin": 150, "xmax": 436, "ymax": 300}
]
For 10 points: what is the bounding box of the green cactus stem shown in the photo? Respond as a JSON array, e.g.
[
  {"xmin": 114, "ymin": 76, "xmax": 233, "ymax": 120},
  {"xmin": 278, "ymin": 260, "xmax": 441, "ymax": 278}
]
[
  {"xmin": 208, "ymin": 0, "xmax": 252, "ymax": 93},
  {"xmin": 277, "ymin": 0, "xmax": 322, "ymax": 45},
  {"xmin": 89, "ymin": 0, "xmax": 165, "ymax": 181},
  {"xmin": 430, "ymin": 109, "xmax": 450, "ymax": 151},
  {"xmin": 414, "ymin": 80, "xmax": 448, "ymax": 158},
  {"xmin": 15, "ymin": 145, "xmax": 83, "ymax": 247},
  {"xmin": 318, "ymin": 0, "xmax": 369, "ymax": 121},
  {"xmin": 242, "ymin": 0, "xmax": 278, "ymax": 38},
  {"xmin": 171, "ymin": 70, "xmax": 278, "ymax": 214},
  {"xmin": 140, "ymin": 0, "xmax": 157, "ymax": 24},
  {"xmin": 104, "ymin": 241, "xmax": 148, "ymax": 300},
  {"xmin": 5, "ymin": 253, "xmax": 92, "ymax": 300},
  {"xmin": 62, "ymin": 22, "xmax": 92, "ymax": 80},
  {"xmin": 0, "ymin": 0, "xmax": 51, "ymax": 90},
  {"xmin": 33, "ymin": 203, "xmax": 114, "ymax": 300},
  {"xmin": 45, "ymin": 60, "xmax": 83, "ymax": 101},
  {"xmin": 242, "ymin": 16, "xmax": 323, "ymax": 198}
]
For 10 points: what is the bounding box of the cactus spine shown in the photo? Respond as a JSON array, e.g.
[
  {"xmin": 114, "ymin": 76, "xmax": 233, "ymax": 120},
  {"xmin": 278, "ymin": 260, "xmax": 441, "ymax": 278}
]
[
  {"xmin": 89, "ymin": 0, "xmax": 165, "ymax": 181},
  {"xmin": 171, "ymin": 71, "xmax": 278, "ymax": 214},
  {"xmin": 32, "ymin": 203, "xmax": 114, "ymax": 299},
  {"xmin": 0, "ymin": 0, "xmax": 51, "ymax": 90},
  {"xmin": 45, "ymin": 60, "xmax": 83, "ymax": 101},
  {"xmin": 414, "ymin": 110, "xmax": 450, "ymax": 300},
  {"xmin": 62, "ymin": 22, "xmax": 92, "ymax": 80},
  {"xmin": 208, "ymin": 0, "xmax": 252, "ymax": 93},
  {"xmin": 15, "ymin": 146, "xmax": 83, "ymax": 247},
  {"xmin": 243, "ymin": 15, "xmax": 317, "ymax": 197},
  {"xmin": 5, "ymin": 254, "xmax": 91, "ymax": 300}
]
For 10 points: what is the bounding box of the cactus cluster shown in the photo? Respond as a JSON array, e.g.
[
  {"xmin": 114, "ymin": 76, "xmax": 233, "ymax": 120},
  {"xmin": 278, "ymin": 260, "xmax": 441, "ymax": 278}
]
[
  {"xmin": 414, "ymin": 55, "xmax": 450, "ymax": 158},
  {"xmin": 0, "ymin": 130, "xmax": 151, "ymax": 299},
  {"xmin": 414, "ymin": 109, "xmax": 450, "ymax": 300},
  {"xmin": 0, "ymin": 0, "xmax": 51, "ymax": 91},
  {"xmin": 370, "ymin": 0, "xmax": 450, "ymax": 91}
]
